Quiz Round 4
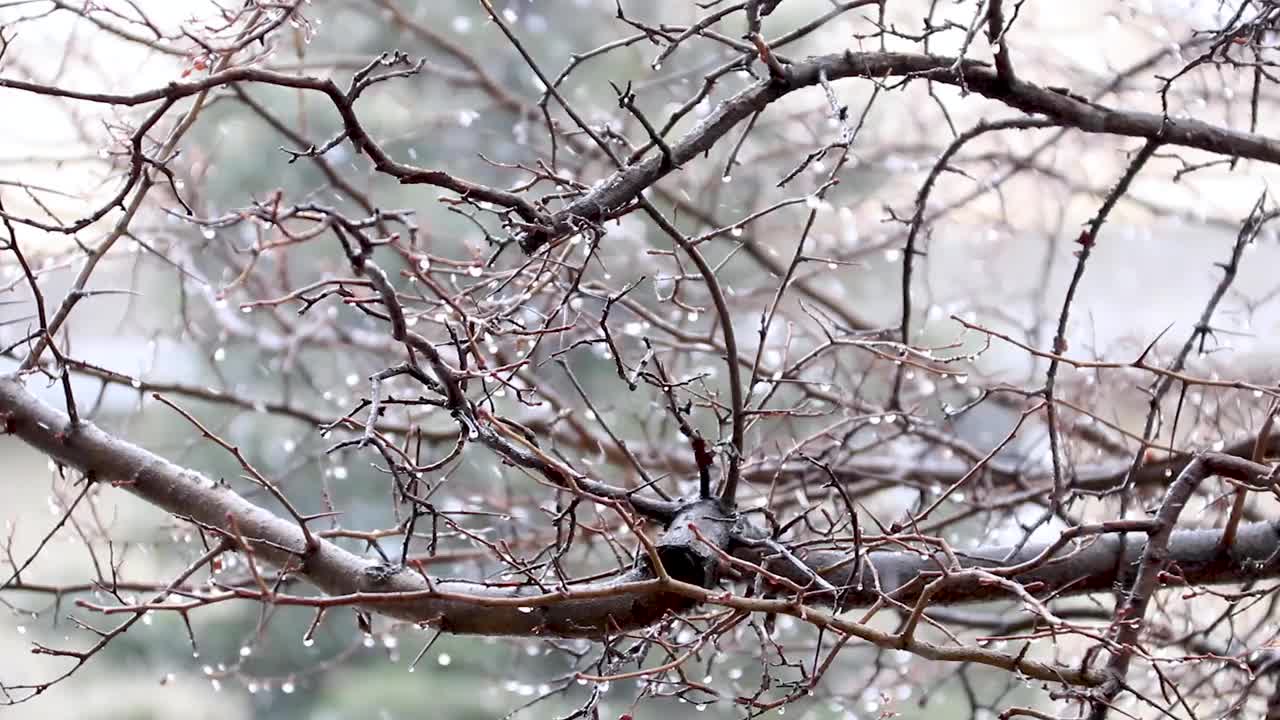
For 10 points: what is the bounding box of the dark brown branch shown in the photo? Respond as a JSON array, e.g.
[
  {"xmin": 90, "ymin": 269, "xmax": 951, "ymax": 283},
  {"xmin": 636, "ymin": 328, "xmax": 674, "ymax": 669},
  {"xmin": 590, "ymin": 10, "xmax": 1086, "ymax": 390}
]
[
  {"xmin": 0, "ymin": 374, "xmax": 706, "ymax": 638},
  {"xmin": 521, "ymin": 50, "xmax": 1280, "ymax": 252},
  {"xmin": 7, "ymin": 369, "xmax": 1279, "ymax": 642},
  {"xmin": 0, "ymin": 66, "xmax": 549, "ymax": 230}
]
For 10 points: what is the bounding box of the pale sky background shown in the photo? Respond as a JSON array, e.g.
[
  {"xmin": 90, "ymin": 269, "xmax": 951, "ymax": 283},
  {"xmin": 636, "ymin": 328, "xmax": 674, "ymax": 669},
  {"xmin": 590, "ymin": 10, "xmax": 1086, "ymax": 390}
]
[{"xmin": 2, "ymin": 1, "xmax": 1279, "ymax": 717}]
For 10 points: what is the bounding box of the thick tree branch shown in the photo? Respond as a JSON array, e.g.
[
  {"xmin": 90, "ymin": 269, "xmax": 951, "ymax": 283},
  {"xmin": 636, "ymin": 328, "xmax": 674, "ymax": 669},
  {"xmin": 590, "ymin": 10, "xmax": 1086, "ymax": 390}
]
[
  {"xmin": 6, "ymin": 373, "xmax": 1280, "ymax": 644},
  {"xmin": 521, "ymin": 50, "xmax": 1280, "ymax": 252},
  {"xmin": 748, "ymin": 456, "xmax": 1280, "ymax": 613},
  {"xmin": 0, "ymin": 374, "xmax": 715, "ymax": 638}
]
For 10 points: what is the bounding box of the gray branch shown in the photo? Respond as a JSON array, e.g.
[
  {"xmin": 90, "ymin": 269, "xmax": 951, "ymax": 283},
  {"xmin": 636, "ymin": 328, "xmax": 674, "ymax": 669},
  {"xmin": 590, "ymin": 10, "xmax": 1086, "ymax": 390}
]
[
  {"xmin": 5, "ymin": 373, "xmax": 1280, "ymax": 641},
  {"xmin": 522, "ymin": 51, "xmax": 1280, "ymax": 252}
]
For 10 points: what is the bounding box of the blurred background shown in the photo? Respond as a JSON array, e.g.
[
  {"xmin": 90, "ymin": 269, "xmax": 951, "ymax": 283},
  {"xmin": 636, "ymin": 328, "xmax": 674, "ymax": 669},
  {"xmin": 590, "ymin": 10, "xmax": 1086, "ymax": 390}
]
[{"xmin": 3, "ymin": 0, "xmax": 1280, "ymax": 718}]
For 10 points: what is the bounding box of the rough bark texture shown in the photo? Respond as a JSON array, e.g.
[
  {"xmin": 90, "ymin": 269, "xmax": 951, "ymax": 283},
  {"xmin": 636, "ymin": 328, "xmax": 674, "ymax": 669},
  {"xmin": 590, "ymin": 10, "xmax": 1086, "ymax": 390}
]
[
  {"xmin": 759, "ymin": 521, "xmax": 1280, "ymax": 611},
  {"xmin": 0, "ymin": 375, "xmax": 723, "ymax": 637},
  {"xmin": 520, "ymin": 51, "xmax": 1280, "ymax": 252},
  {"xmin": 6, "ymin": 373, "xmax": 1280, "ymax": 638}
]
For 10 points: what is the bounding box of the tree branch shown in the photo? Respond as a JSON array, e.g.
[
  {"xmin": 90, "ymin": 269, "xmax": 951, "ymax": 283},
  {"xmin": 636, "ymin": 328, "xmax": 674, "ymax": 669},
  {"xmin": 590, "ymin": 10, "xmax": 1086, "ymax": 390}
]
[
  {"xmin": 521, "ymin": 50, "xmax": 1280, "ymax": 252},
  {"xmin": 6, "ymin": 372, "xmax": 1280, "ymax": 645},
  {"xmin": 0, "ymin": 374, "xmax": 716, "ymax": 638}
]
